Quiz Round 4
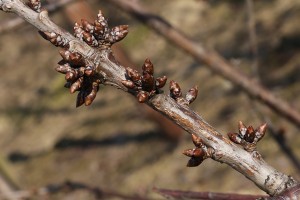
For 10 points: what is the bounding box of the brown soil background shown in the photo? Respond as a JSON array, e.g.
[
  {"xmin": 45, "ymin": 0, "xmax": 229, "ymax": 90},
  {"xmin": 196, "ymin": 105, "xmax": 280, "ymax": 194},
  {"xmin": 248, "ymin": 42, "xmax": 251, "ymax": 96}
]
[{"xmin": 0, "ymin": 0, "xmax": 300, "ymax": 199}]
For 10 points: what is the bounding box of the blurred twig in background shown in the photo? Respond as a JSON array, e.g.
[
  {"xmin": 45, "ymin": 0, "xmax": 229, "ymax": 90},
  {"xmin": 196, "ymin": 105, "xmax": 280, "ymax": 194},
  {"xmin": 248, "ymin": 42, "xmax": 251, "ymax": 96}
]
[
  {"xmin": 107, "ymin": 0, "xmax": 300, "ymax": 129},
  {"xmin": 154, "ymin": 187, "xmax": 267, "ymax": 200},
  {"xmin": 244, "ymin": 0, "xmax": 300, "ymax": 172},
  {"xmin": 0, "ymin": 0, "xmax": 77, "ymax": 34},
  {"xmin": 0, "ymin": 181, "xmax": 156, "ymax": 200}
]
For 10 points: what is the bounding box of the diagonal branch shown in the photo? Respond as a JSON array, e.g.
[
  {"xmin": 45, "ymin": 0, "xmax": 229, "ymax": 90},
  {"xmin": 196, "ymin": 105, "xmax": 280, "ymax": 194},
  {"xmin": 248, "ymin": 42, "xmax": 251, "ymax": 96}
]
[
  {"xmin": 107, "ymin": 0, "xmax": 300, "ymax": 129},
  {"xmin": 0, "ymin": 0, "xmax": 299, "ymax": 197},
  {"xmin": 0, "ymin": 0, "xmax": 78, "ymax": 34}
]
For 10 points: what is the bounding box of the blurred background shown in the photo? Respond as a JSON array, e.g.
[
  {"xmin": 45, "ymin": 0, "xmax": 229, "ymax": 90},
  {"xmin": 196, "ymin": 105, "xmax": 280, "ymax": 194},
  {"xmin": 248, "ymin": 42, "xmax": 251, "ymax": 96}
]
[{"xmin": 0, "ymin": 0, "xmax": 299, "ymax": 199}]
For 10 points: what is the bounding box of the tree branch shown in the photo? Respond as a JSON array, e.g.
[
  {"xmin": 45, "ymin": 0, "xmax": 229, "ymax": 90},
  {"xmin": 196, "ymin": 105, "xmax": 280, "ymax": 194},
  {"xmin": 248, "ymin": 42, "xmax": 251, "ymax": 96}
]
[
  {"xmin": 107, "ymin": 0, "xmax": 300, "ymax": 130},
  {"xmin": 0, "ymin": 0, "xmax": 78, "ymax": 34},
  {"xmin": 0, "ymin": 0, "xmax": 299, "ymax": 197}
]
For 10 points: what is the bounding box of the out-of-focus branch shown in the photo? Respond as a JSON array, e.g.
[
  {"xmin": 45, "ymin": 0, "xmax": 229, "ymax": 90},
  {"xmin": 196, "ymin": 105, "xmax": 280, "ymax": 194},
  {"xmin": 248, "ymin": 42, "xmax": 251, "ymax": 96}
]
[
  {"xmin": 0, "ymin": 0, "xmax": 77, "ymax": 34},
  {"xmin": 0, "ymin": 0, "xmax": 299, "ymax": 197},
  {"xmin": 107, "ymin": 0, "xmax": 300, "ymax": 129},
  {"xmin": 246, "ymin": 0, "xmax": 258, "ymax": 76},
  {"xmin": 244, "ymin": 0, "xmax": 300, "ymax": 172},
  {"xmin": 0, "ymin": 181, "xmax": 154, "ymax": 200},
  {"xmin": 154, "ymin": 187, "xmax": 267, "ymax": 200}
]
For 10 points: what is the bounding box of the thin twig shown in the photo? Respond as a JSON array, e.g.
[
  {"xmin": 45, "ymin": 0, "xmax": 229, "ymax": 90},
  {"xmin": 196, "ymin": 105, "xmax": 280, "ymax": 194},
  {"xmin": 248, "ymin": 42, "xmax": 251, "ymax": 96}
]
[
  {"xmin": 245, "ymin": 0, "xmax": 300, "ymax": 172},
  {"xmin": 107, "ymin": 0, "xmax": 300, "ymax": 129},
  {"xmin": 0, "ymin": 181, "xmax": 155, "ymax": 200},
  {"xmin": 0, "ymin": 0, "xmax": 298, "ymax": 196},
  {"xmin": 154, "ymin": 187, "xmax": 267, "ymax": 200},
  {"xmin": 0, "ymin": 0, "xmax": 78, "ymax": 34},
  {"xmin": 246, "ymin": 0, "xmax": 259, "ymax": 77}
]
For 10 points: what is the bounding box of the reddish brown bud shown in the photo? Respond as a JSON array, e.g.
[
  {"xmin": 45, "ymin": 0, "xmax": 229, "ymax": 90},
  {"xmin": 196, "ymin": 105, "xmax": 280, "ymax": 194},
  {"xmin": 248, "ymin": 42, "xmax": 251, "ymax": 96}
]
[
  {"xmin": 142, "ymin": 73, "xmax": 155, "ymax": 92},
  {"xmin": 27, "ymin": 0, "xmax": 41, "ymax": 12},
  {"xmin": 76, "ymin": 90, "xmax": 85, "ymax": 107},
  {"xmin": 256, "ymin": 123, "xmax": 267, "ymax": 142},
  {"xmin": 137, "ymin": 91, "xmax": 149, "ymax": 103},
  {"xmin": 109, "ymin": 25, "xmax": 129, "ymax": 43},
  {"xmin": 84, "ymin": 82, "xmax": 99, "ymax": 106},
  {"xmin": 191, "ymin": 134, "xmax": 203, "ymax": 147},
  {"xmin": 183, "ymin": 148, "xmax": 205, "ymax": 158},
  {"xmin": 186, "ymin": 157, "xmax": 203, "ymax": 167},
  {"xmin": 55, "ymin": 63, "xmax": 71, "ymax": 74},
  {"xmin": 74, "ymin": 23, "xmax": 84, "ymax": 40},
  {"xmin": 81, "ymin": 19, "xmax": 94, "ymax": 33},
  {"xmin": 244, "ymin": 126, "xmax": 255, "ymax": 143},
  {"xmin": 94, "ymin": 10, "xmax": 108, "ymax": 38},
  {"xmin": 142, "ymin": 58, "xmax": 154, "ymax": 75},
  {"xmin": 155, "ymin": 76, "xmax": 167, "ymax": 89},
  {"xmin": 121, "ymin": 80, "xmax": 136, "ymax": 89},
  {"xmin": 84, "ymin": 66, "xmax": 94, "ymax": 76},
  {"xmin": 70, "ymin": 77, "xmax": 83, "ymax": 93},
  {"xmin": 170, "ymin": 80, "xmax": 182, "ymax": 99},
  {"xmin": 186, "ymin": 85, "xmax": 198, "ymax": 104},
  {"xmin": 38, "ymin": 31, "xmax": 68, "ymax": 47},
  {"xmin": 238, "ymin": 121, "xmax": 247, "ymax": 137},
  {"xmin": 65, "ymin": 70, "xmax": 77, "ymax": 81},
  {"xmin": 82, "ymin": 31, "xmax": 98, "ymax": 47},
  {"xmin": 227, "ymin": 132, "xmax": 242, "ymax": 144},
  {"xmin": 126, "ymin": 67, "xmax": 141, "ymax": 83}
]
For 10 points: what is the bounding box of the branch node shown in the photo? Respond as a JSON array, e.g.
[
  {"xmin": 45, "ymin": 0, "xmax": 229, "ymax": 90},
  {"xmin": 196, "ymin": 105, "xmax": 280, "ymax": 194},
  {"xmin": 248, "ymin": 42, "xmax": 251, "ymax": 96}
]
[
  {"xmin": 183, "ymin": 134, "xmax": 213, "ymax": 167},
  {"xmin": 122, "ymin": 59, "xmax": 167, "ymax": 103},
  {"xmin": 228, "ymin": 121, "xmax": 267, "ymax": 152},
  {"xmin": 169, "ymin": 81, "xmax": 198, "ymax": 106}
]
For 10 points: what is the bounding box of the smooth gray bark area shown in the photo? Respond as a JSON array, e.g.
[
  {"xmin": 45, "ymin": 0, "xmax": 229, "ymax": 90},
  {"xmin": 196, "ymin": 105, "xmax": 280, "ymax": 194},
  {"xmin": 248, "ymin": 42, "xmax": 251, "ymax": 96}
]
[{"xmin": 0, "ymin": 0, "xmax": 298, "ymax": 196}]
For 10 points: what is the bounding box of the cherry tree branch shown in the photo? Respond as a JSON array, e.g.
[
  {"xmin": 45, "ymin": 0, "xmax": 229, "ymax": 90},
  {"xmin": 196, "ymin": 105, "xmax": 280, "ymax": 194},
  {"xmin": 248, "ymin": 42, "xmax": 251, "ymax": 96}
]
[
  {"xmin": 0, "ymin": 0, "xmax": 299, "ymax": 197},
  {"xmin": 107, "ymin": 0, "xmax": 300, "ymax": 129},
  {"xmin": 0, "ymin": 0, "xmax": 77, "ymax": 34}
]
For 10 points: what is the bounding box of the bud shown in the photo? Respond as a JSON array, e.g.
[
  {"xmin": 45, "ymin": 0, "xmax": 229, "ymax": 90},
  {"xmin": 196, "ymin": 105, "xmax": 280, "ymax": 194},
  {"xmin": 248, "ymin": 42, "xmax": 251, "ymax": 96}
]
[
  {"xmin": 28, "ymin": 0, "xmax": 41, "ymax": 12},
  {"xmin": 70, "ymin": 77, "xmax": 83, "ymax": 93},
  {"xmin": 81, "ymin": 19, "xmax": 95, "ymax": 33},
  {"xmin": 155, "ymin": 76, "xmax": 167, "ymax": 89},
  {"xmin": 121, "ymin": 80, "xmax": 136, "ymax": 89},
  {"xmin": 84, "ymin": 66, "xmax": 95, "ymax": 76},
  {"xmin": 82, "ymin": 31, "xmax": 98, "ymax": 47},
  {"xmin": 191, "ymin": 134, "xmax": 203, "ymax": 147},
  {"xmin": 109, "ymin": 25, "xmax": 129, "ymax": 43},
  {"xmin": 227, "ymin": 132, "xmax": 242, "ymax": 144},
  {"xmin": 142, "ymin": 58, "xmax": 154, "ymax": 75},
  {"xmin": 244, "ymin": 126, "xmax": 255, "ymax": 143},
  {"xmin": 185, "ymin": 85, "xmax": 198, "ymax": 104},
  {"xmin": 256, "ymin": 123, "xmax": 267, "ymax": 142},
  {"xmin": 76, "ymin": 90, "xmax": 85, "ymax": 107},
  {"xmin": 126, "ymin": 67, "xmax": 141, "ymax": 83},
  {"xmin": 238, "ymin": 121, "xmax": 247, "ymax": 137},
  {"xmin": 142, "ymin": 73, "xmax": 155, "ymax": 92},
  {"xmin": 137, "ymin": 91, "xmax": 149, "ymax": 103},
  {"xmin": 84, "ymin": 82, "xmax": 99, "ymax": 106},
  {"xmin": 186, "ymin": 157, "xmax": 203, "ymax": 167},
  {"xmin": 170, "ymin": 80, "xmax": 182, "ymax": 99},
  {"xmin": 55, "ymin": 63, "xmax": 71, "ymax": 74}
]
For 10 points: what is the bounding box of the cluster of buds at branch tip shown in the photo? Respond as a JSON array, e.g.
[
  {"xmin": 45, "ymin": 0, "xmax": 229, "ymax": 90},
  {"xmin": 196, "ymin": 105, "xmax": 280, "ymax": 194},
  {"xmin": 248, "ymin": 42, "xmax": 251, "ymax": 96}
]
[
  {"xmin": 122, "ymin": 58, "xmax": 167, "ymax": 103},
  {"xmin": 55, "ymin": 49, "xmax": 102, "ymax": 107},
  {"xmin": 169, "ymin": 81, "xmax": 198, "ymax": 106},
  {"xmin": 73, "ymin": 10, "xmax": 128, "ymax": 47},
  {"xmin": 227, "ymin": 121, "xmax": 267, "ymax": 152},
  {"xmin": 183, "ymin": 134, "xmax": 213, "ymax": 167},
  {"xmin": 27, "ymin": 0, "xmax": 41, "ymax": 12}
]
